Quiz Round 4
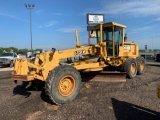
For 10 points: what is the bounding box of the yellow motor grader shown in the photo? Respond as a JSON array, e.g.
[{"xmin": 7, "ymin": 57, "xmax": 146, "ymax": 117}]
[{"xmin": 12, "ymin": 22, "xmax": 145, "ymax": 105}]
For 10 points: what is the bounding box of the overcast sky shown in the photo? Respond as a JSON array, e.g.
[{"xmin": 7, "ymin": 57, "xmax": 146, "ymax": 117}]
[{"xmin": 0, "ymin": 0, "xmax": 160, "ymax": 50}]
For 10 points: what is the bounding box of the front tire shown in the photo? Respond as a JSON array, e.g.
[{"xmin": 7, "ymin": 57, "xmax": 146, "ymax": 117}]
[
  {"xmin": 45, "ymin": 65, "xmax": 81, "ymax": 105},
  {"xmin": 124, "ymin": 58, "xmax": 137, "ymax": 79}
]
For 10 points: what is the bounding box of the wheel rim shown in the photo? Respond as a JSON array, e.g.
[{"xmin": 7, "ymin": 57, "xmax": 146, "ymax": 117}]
[
  {"xmin": 140, "ymin": 61, "xmax": 145, "ymax": 71},
  {"xmin": 131, "ymin": 63, "xmax": 136, "ymax": 75},
  {"xmin": 58, "ymin": 75, "xmax": 76, "ymax": 96}
]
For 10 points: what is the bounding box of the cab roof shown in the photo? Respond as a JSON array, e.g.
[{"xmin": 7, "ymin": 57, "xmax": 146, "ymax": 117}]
[{"xmin": 94, "ymin": 22, "xmax": 127, "ymax": 29}]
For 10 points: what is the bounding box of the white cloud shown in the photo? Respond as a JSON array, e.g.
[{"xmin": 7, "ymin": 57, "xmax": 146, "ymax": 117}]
[
  {"xmin": 98, "ymin": 0, "xmax": 160, "ymax": 17},
  {"xmin": 38, "ymin": 21, "xmax": 58, "ymax": 28},
  {"xmin": 130, "ymin": 25, "xmax": 152, "ymax": 33},
  {"xmin": 46, "ymin": 13, "xmax": 62, "ymax": 15},
  {"xmin": 0, "ymin": 12, "xmax": 27, "ymax": 22},
  {"xmin": 56, "ymin": 27, "xmax": 85, "ymax": 33},
  {"xmin": 44, "ymin": 21, "xmax": 58, "ymax": 27},
  {"xmin": 35, "ymin": 10, "xmax": 45, "ymax": 14},
  {"xmin": 38, "ymin": 26, "xmax": 43, "ymax": 28},
  {"xmin": 153, "ymin": 17, "xmax": 160, "ymax": 21},
  {"xmin": 35, "ymin": 10, "xmax": 62, "ymax": 16}
]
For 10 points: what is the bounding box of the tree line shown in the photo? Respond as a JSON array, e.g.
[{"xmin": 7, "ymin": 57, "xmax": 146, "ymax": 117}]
[
  {"xmin": 139, "ymin": 49, "xmax": 160, "ymax": 53},
  {"xmin": 0, "ymin": 47, "xmax": 42, "ymax": 55}
]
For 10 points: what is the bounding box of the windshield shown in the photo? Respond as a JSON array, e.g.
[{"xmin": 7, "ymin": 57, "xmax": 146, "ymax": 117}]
[{"xmin": 1, "ymin": 53, "xmax": 14, "ymax": 57}]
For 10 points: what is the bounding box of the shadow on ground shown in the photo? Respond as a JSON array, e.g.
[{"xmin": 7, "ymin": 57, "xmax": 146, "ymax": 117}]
[
  {"xmin": 13, "ymin": 84, "xmax": 31, "ymax": 97},
  {"xmin": 81, "ymin": 72, "xmax": 100, "ymax": 82},
  {"xmin": 13, "ymin": 82, "xmax": 55, "ymax": 105},
  {"xmin": 111, "ymin": 98, "xmax": 160, "ymax": 120}
]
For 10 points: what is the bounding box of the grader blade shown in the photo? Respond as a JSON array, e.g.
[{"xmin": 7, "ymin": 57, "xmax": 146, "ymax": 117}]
[{"xmin": 81, "ymin": 71, "xmax": 126, "ymax": 82}]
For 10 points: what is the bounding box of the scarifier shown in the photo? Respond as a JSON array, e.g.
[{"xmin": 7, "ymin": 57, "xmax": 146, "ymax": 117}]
[{"xmin": 12, "ymin": 22, "xmax": 145, "ymax": 105}]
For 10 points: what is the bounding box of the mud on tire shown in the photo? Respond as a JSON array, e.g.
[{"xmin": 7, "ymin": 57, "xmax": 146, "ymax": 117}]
[
  {"xmin": 124, "ymin": 58, "xmax": 137, "ymax": 79},
  {"xmin": 136, "ymin": 57, "xmax": 145, "ymax": 75},
  {"xmin": 45, "ymin": 65, "xmax": 81, "ymax": 105}
]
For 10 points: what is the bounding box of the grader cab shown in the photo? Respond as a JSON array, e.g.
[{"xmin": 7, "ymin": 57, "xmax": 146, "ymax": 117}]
[{"xmin": 12, "ymin": 22, "xmax": 145, "ymax": 105}]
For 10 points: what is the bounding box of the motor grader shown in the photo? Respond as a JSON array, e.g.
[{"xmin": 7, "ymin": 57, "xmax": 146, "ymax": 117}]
[{"xmin": 12, "ymin": 22, "xmax": 145, "ymax": 105}]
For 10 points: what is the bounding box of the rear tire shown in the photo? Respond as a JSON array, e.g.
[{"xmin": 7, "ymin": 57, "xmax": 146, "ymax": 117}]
[
  {"xmin": 124, "ymin": 58, "xmax": 137, "ymax": 79},
  {"xmin": 136, "ymin": 57, "xmax": 145, "ymax": 75},
  {"xmin": 45, "ymin": 65, "xmax": 81, "ymax": 105}
]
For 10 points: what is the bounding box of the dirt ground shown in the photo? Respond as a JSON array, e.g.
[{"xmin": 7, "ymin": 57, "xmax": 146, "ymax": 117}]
[{"xmin": 0, "ymin": 63, "xmax": 160, "ymax": 120}]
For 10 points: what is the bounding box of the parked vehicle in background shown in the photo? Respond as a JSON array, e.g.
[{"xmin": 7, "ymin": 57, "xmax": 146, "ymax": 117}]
[
  {"xmin": 0, "ymin": 52, "xmax": 17, "ymax": 67},
  {"xmin": 155, "ymin": 53, "xmax": 160, "ymax": 62},
  {"xmin": 17, "ymin": 54, "xmax": 26, "ymax": 59},
  {"xmin": 140, "ymin": 54, "xmax": 155, "ymax": 61},
  {"xmin": 30, "ymin": 52, "xmax": 40, "ymax": 62}
]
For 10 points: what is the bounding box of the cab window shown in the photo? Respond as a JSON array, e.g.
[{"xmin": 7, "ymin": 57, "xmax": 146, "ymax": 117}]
[
  {"xmin": 96, "ymin": 29, "xmax": 100, "ymax": 43},
  {"xmin": 14, "ymin": 53, "xmax": 17, "ymax": 57}
]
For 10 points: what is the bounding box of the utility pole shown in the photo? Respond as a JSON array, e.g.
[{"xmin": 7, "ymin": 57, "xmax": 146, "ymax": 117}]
[{"xmin": 24, "ymin": 3, "xmax": 35, "ymax": 57}]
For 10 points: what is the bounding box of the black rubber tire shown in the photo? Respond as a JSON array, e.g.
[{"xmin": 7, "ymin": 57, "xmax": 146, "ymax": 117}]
[
  {"xmin": 9, "ymin": 61, "xmax": 14, "ymax": 67},
  {"xmin": 136, "ymin": 57, "xmax": 145, "ymax": 75},
  {"xmin": 45, "ymin": 65, "xmax": 81, "ymax": 105},
  {"xmin": 124, "ymin": 58, "xmax": 137, "ymax": 79}
]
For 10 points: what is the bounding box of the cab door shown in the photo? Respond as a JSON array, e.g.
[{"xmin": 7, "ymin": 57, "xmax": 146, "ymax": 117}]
[
  {"xmin": 114, "ymin": 26, "xmax": 123, "ymax": 56},
  {"xmin": 103, "ymin": 26, "xmax": 123, "ymax": 57},
  {"xmin": 103, "ymin": 26, "xmax": 113, "ymax": 56}
]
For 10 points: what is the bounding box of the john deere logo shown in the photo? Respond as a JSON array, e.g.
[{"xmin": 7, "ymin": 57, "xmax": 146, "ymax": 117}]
[
  {"xmin": 93, "ymin": 15, "xmax": 99, "ymax": 22},
  {"xmin": 74, "ymin": 50, "xmax": 86, "ymax": 55}
]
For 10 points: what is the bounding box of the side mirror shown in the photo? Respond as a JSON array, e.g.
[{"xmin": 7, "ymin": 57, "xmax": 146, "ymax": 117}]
[
  {"xmin": 91, "ymin": 30, "xmax": 93, "ymax": 34},
  {"xmin": 124, "ymin": 33, "xmax": 127, "ymax": 41}
]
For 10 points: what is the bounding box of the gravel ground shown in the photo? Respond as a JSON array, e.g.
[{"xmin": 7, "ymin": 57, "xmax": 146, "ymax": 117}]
[{"xmin": 0, "ymin": 63, "xmax": 160, "ymax": 120}]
